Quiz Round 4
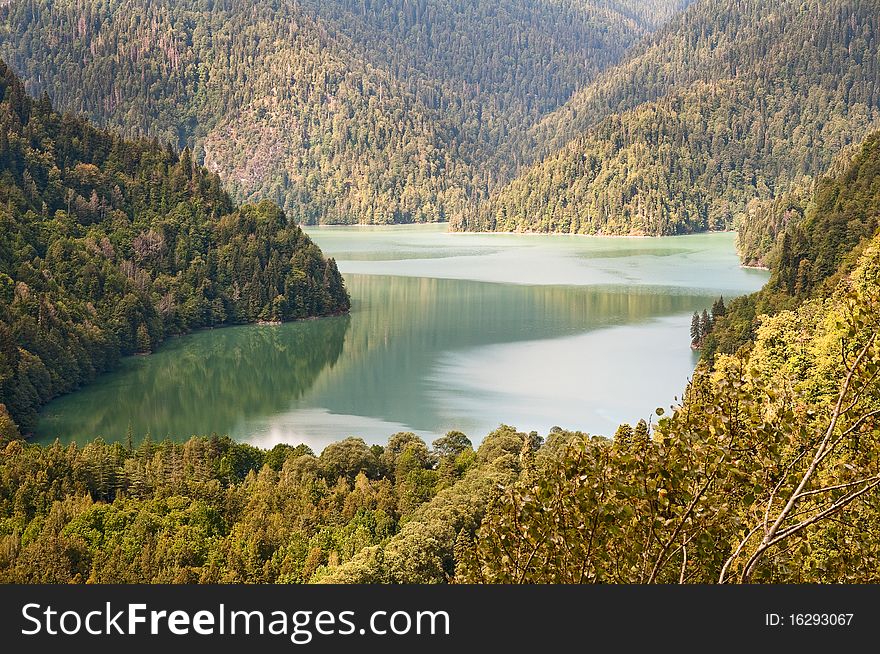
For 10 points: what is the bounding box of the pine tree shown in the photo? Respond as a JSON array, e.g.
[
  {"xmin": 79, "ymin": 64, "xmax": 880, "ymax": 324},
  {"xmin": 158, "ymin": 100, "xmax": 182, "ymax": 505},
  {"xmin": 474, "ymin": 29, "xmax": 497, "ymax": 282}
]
[
  {"xmin": 711, "ymin": 296, "xmax": 726, "ymax": 318},
  {"xmin": 700, "ymin": 309, "xmax": 711, "ymax": 341},
  {"xmin": 690, "ymin": 312, "xmax": 701, "ymax": 346},
  {"xmin": 136, "ymin": 324, "xmax": 152, "ymax": 353}
]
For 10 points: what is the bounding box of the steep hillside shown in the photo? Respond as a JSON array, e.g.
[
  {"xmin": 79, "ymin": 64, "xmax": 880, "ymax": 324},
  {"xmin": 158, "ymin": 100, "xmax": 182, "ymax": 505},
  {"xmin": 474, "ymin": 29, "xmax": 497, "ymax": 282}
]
[
  {"xmin": 0, "ymin": 60, "xmax": 349, "ymax": 436},
  {"xmin": 461, "ymin": 0, "xmax": 880, "ymax": 235},
  {"xmin": 321, "ymin": 127, "xmax": 880, "ymax": 585},
  {"xmin": 458, "ymin": 232, "xmax": 880, "ymax": 582},
  {"xmin": 1, "ymin": 68, "xmax": 879, "ymax": 586},
  {"xmin": 703, "ymin": 129, "xmax": 880, "ymax": 356},
  {"xmin": 0, "ymin": 0, "xmax": 684, "ymax": 224}
]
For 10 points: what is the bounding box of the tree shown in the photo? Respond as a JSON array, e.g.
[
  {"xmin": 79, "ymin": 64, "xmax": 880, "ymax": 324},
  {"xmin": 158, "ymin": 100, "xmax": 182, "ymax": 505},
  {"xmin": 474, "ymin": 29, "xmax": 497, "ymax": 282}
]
[
  {"xmin": 711, "ymin": 296, "xmax": 726, "ymax": 318},
  {"xmin": 0, "ymin": 0, "xmax": 669, "ymax": 229},
  {"xmin": 690, "ymin": 312, "xmax": 701, "ymax": 347},
  {"xmin": 380, "ymin": 432, "xmax": 430, "ymax": 477},
  {"xmin": 320, "ymin": 438, "xmax": 379, "ymax": 481},
  {"xmin": 0, "ymin": 61, "xmax": 350, "ymax": 436},
  {"xmin": 265, "ymin": 443, "xmax": 313, "ymax": 471},
  {"xmin": 721, "ymin": 326, "xmax": 880, "ymax": 583},
  {"xmin": 0, "ymin": 404, "xmax": 20, "ymax": 444},
  {"xmin": 432, "ymin": 431, "xmax": 473, "ymax": 460},
  {"xmin": 462, "ymin": 0, "xmax": 880, "ymax": 238},
  {"xmin": 136, "ymin": 325, "xmax": 152, "ymax": 354}
]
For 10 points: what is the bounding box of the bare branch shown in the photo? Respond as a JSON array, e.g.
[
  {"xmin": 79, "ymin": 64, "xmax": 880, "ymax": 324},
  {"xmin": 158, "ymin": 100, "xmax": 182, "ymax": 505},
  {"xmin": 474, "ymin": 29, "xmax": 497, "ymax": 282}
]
[
  {"xmin": 719, "ymin": 523, "xmax": 762, "ymax": 584},
  {"xmin": 764, "ymin": 447, "xmax": 810, "ymax": 535},
  {"xmin": 793, "ymin": 475, "xmax": 880, "ymax": 501},
  {"xmin": 734, "ymin": 336, "xmax": 878, "ymax": 582},
  {"xmin": 770, "ymin": 478, "xmax": 880, "ymax": 545},
  {"xmin": 679, "ymin": 541, "xmax": 687, "ymax": 585},
  {"xmin": 840, "ymin": 408, "xmax": 880, "ymax": 439}
]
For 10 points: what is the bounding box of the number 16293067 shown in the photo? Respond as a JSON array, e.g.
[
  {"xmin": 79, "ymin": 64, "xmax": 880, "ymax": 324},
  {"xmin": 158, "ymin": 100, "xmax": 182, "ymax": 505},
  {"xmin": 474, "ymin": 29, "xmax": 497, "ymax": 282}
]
[{"xmin": 765, "ymin": 613, "xmax": 853, "ymax": 627}]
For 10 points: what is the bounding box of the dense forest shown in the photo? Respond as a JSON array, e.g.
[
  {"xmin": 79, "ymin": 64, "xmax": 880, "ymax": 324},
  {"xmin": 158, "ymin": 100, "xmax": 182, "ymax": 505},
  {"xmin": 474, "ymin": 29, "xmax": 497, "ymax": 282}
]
[
  {"xmin": 3, "ymin": 1, "xmax": 875, "ymax": 237},
  {"xmin": 0, "ymin": 60, "xmax": 349, "ymax": 439},
  {"xmin": 0, "ymin": 428, "xmax": 490, "ymax": 583},
  {"xmin": 705, "ymin": 130, "xmax": 880, "ymax": 357},
  {"xmin": 0, "ymin": 0, "xmax": 685, "ymax": 225},
  {"xmin": 458, "ymin": 0, "xmax": 880, "ymax": 235},
  {"xmin": 1, "ymin": 0, "xmax": 880, "ymax": 585},
  {"xmin": 327, "ymin": 135, "xmax": 880, "ymax": 583},
  {"xmin": 2, "ymin": 131, "xmax": 879, "ymax": 584}
]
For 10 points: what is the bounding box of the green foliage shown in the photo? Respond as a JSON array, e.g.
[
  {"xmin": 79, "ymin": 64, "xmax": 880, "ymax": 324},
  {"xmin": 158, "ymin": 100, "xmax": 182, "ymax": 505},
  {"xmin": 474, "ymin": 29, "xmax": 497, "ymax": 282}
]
[
  {"xmin": 432, "ymin": 431, "xmax": 472, "ymax": 460},
  {"xmin": 707, "ymin": 130, "xmax": 880, "ymax": 356},
  {"xmin": 319, "ymin": 438, "xmax": 380, "ymax": 482},
  {"xmin": 690, "ymin": 297, "xmax": 725, "ymax": 348},
  {"xmin": 458, "ymin": 233, "xmax": 880, "ymax": 583},
  {"xmin": 0, "ymin": 404, "xmax": 19, "ymax": 445},
  {"xmin": 0, "ymin": 428, "xmax": 483, "ymax": 583},
  {"xmin": 320, "ymin": 425, "xmax": 534, "ymax": 583},
  {"xmin": 458, "ymin": 0, "xmax": 880, "ymax": 235},
  {"xmin": 0, "ymin": 61, "xmax": 349, "ymax": 435},
  {"xmin": 1, "ymin": 0, "xmax": 878, "ymax": 587},
  {"xmin": 0, "ymin": 0, "xmax": 684, "ymax": 226},
  {"xmin": 771, "ymin": 132, "xmax": 880, "ymax": 299}
]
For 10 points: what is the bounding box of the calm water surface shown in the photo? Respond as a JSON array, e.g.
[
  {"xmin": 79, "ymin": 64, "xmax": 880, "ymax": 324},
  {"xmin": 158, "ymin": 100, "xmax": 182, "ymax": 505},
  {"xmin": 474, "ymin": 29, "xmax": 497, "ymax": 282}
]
[{"xmin": 36, "ymin": 225, "xmax": 768, "ymax": 450}]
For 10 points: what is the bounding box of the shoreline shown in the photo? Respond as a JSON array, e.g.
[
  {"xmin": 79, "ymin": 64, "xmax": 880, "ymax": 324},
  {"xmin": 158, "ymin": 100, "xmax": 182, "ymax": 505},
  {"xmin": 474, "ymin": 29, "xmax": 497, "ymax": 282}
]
[
  {"xmin": 448, "ymin": 229, "xmax": 738, "ymax": 239},
  {"xmin": 26, "ymin": 308, "xmax": 351, "ymax": 443},
  {"xmin": 306, "ymin": 221, "xmax": 739, "ymax": 240}
]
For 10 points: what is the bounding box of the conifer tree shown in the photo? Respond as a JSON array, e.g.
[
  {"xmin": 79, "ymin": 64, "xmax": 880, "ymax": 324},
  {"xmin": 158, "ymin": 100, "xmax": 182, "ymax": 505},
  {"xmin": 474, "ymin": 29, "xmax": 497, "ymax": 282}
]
[{"xmin": 690, "ymin": 312, "xmax": 701, "ymax": 346}]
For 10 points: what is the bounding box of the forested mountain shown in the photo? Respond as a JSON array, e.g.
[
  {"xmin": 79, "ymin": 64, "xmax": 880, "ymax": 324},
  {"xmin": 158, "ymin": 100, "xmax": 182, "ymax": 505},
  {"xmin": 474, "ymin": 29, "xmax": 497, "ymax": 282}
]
[
  {"xmin": 326, "ymin": 134, "xmax": 880, "ymax": 583},
  {"xmin": 1, "ymin": 0, "xmax": 879, "ymax": 587},
  {"xmin": 703, "ymin": 129, "xmax": 880, "ymax": 356},
  {"xmin": 0, "ymin": 60, "xmax": 349, "ymax": 438},
  {"xmin": 458, "ymin": 0, "xmax": 880, "ymax": 235},
  {"xmin": 1, "ymin": 128, "xmax": 879, "ymax": 585},
  {"xmin": 0, "ymin": 0, "xmax": 684, "ymax": 225}
]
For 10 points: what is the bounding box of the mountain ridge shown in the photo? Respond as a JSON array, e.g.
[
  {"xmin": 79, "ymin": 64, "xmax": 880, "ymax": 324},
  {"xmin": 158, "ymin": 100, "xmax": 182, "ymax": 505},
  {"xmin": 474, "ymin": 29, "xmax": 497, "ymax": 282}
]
[
  {"xmin": 0, "ymin": 59, "xmax": 349, "ymax": 435},
  {"xmin": 459, "ymin": 0, "xmax": 880, "ymax": 236},
  {"xmin": 0, "ymin": 0, "xmax": 686, "ymax": 224}
]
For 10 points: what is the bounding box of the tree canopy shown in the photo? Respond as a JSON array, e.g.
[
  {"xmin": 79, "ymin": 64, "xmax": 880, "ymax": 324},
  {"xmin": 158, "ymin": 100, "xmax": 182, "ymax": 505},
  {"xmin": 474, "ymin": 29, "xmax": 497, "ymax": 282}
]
[
  {"xmin": 458, "ymin": 0, "xmax": 880, "ymax": 236},
  {"xmin": 0, "ymin": 0, "xmax": 685, "ymax": 225},
  {"xmin": 0, "ymin": 60, "xmax": 349, "ymax": 435}
]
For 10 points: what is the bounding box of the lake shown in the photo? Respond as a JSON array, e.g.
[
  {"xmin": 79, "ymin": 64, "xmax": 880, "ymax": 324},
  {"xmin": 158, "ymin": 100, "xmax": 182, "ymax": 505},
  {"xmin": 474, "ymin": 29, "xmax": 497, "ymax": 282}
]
[{"xmin": 35, "ymin": 225, "xmax": 768, "ymax": 450}]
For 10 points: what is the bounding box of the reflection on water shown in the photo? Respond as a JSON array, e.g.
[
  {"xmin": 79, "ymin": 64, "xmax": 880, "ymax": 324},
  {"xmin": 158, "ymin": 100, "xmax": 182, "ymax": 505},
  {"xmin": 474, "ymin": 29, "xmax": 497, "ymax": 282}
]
[
  {"xmin": 269, "ymin": 275, "xmax": 710, "ymax": 450},
  {"xmin": 37, "ymin": 227, "xmax": 769, "ymax": 450},
  {"xmin": 36, "ymin": 316, "xmax": 350, "ymax": 445}
]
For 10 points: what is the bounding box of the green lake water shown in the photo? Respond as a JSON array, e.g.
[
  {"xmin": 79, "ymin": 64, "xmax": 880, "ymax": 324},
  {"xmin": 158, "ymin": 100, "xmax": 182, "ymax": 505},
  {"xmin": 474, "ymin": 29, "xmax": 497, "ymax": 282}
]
[{"xmin": 36, "ymin": 225, "xmax": 769, "ymax": 450}]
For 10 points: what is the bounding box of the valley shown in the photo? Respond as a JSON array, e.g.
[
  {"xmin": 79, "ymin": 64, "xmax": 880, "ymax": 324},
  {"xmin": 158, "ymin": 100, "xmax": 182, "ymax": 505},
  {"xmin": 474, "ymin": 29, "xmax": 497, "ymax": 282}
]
[{"xmin": 35, "ymin": 226, "xmax": 767, "ymax": 449}]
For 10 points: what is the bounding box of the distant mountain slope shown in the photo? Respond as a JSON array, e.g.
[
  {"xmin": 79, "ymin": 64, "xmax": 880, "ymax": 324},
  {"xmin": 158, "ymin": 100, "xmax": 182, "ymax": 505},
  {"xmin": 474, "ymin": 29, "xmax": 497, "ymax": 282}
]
[
  {"xmin": 0, "ymin": 0, "xmax": 685, "ymax": 224},
  {"xmin": 460, "ymin": 0, "xmax": 880, "ymax": 235},
  {"xmin": 0, "ymin": 60, "xmax": 349, "ymax": 435}
]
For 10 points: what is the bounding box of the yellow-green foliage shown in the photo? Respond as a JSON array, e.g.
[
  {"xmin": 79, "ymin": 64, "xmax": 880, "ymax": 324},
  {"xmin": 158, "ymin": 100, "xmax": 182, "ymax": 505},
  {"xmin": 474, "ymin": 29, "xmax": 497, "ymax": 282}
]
[
  {"xmin": 460, "ymin": 0, "xmax": 880, "ymax": 236},
  {"xmin": 460, "ymin": 236, "xmax": 880, "ymax": 583},
  {"xmin": 0, "ymin": 431, "xmax": 479, "ymax": 583}
]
